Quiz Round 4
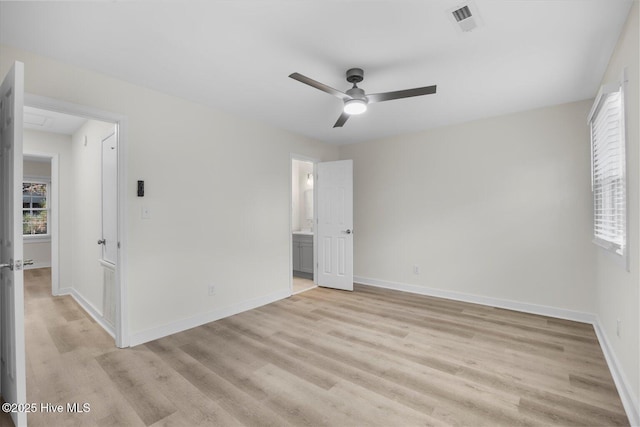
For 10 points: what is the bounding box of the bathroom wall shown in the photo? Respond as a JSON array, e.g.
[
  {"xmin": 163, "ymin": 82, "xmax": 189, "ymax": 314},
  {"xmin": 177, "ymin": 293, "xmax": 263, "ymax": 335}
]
[
  {"xmin": 291, "ymin": 159, "xmax": 313, "ymax": 231},
  {"xmin": 292, "ymin": 160, "xmax": 300, "ymax": 231}
]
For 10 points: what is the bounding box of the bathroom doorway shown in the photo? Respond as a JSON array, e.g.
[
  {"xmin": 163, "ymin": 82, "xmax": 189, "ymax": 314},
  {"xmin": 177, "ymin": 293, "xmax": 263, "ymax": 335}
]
[{"xmin": 291, "ymin": 156, "xmax": 317, "ymax": 294}]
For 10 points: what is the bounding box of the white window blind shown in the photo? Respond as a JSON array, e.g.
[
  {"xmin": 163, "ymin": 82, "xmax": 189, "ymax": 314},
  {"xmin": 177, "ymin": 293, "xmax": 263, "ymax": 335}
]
[{"xmin": 589, "ymin": 83, "xmax": 626, "ymax": 255}]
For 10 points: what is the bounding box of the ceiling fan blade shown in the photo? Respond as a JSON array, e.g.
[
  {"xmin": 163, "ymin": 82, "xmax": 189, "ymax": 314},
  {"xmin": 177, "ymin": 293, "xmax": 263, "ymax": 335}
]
[
  {"xmin": 367, "ymin": 85, "xmax": 437, "ymax": 103},
  {"xmin": 289, "ymin": 72, "xmax": 348, "ymax": 100},
  {"xmin": 333, "ymin": 111, "xmax": 350, "ymax": 128}
]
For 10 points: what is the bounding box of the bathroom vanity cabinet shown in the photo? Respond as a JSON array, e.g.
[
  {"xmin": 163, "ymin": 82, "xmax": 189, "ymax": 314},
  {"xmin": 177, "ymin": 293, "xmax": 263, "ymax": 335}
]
[{"xmin": 292, "ymin": 233, "xmax": 313, "ymax": 278}]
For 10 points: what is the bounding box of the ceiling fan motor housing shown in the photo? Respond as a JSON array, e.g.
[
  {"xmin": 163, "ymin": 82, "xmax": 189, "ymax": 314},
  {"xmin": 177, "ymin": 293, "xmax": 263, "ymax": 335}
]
[
  {"xmin": 346, "ymin": 68, "xmax": 364, "ymax": 84},
  {"xmin": 346, "ymin": 86, "xmax": 366, "ymax": 100}
]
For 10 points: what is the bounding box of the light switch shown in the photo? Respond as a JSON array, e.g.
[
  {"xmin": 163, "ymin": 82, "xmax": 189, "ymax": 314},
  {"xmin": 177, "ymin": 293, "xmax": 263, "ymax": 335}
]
[{"xmin": 141, "ymin": 206, "xmax": 151, "ymax": 220}]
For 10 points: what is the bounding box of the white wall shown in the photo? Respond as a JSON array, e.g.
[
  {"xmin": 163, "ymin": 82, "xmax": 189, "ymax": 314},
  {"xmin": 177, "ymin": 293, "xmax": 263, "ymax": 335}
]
[
  {"xmin": 22, "ymin": 130, "xmax": 72, "ymax": 286},
  {"xmin": 339, "ymin": 99, "xmax": 596, "ymax": 314},
  {"xmin": 594, "ymin": 1, "xmax": 640, "ymax": 417},
  {"xmin": 0, "ymin": 45, "xmax": 339, "ymax": 341},
  {"xmin": 292, "ymin": 159, "xmax": 313, "ymax": 231},
  {"xmin": 23, "ymin": 159, "xmax": 50, "ymax": 177},
  {"xmin": 23, "ymin": 159, "xmax": 52, "ymax": 269},
  {"xmin": 71, "ymin": 119, "xmax": 115, "ymax": 316}
]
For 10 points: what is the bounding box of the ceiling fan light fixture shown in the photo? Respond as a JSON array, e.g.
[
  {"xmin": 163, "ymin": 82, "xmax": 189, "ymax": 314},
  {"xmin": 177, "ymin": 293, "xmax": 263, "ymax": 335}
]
[{"xmin": 344, "ymin": 98, "xmax": 367, "ymax": 115}]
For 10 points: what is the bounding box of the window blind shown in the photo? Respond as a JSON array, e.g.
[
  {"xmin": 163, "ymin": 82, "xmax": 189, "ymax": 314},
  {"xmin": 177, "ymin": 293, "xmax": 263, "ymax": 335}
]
[{"xmin": 589, "ymin": 85, "xmax": 626, "ymax": 254}]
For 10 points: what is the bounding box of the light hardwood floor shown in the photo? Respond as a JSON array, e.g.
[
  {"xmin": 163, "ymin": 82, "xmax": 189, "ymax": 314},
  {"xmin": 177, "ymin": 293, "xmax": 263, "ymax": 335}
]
[
  {"xmin": 292, "ymin": 277, "xmax": 316, "ymax": 294},
  {"xmin": 23, "ymin": 268, "xmax": 628, "ymax": 426}
]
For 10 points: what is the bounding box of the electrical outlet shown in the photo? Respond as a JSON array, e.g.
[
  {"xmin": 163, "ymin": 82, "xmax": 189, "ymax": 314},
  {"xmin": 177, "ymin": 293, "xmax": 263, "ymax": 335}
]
[
  {"xmin": 141, "ymin": 206, "xmax": 151, "ymax": 220},
  {"xmin": 413, "ymin": 265, "xmax": 420, "ymax": 275},
  {"xmin": 208, "ymin": 285, "xmax": 216, "ymax": 296},
  {"xmin": 617, "ymin": 318, "xmax": 622, "ymax": 337}
]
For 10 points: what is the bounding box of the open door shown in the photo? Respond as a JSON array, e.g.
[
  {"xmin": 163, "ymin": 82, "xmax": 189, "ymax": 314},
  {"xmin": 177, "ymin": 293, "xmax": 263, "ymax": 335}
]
[
  {"xmin": 0, "ymin": 62, "xmax": 27, "ymax": 426},
  {"xmin": 317, "ymin": 160, "xmax": 353, "ymax": 291}
]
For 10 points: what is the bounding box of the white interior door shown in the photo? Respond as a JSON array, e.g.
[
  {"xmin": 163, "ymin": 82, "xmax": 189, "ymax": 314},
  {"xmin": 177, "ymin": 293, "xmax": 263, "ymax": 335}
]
[
  {"xmin": 0, "ymin": 62, "xmax": 27, "ymax": 427},
  {"xmin": 317, "ymin": 160, "xmax": 353, "ymax": 291},
  {"xmin": 101, "ymin": 131, "xmax": 118, "ymax": 265}
]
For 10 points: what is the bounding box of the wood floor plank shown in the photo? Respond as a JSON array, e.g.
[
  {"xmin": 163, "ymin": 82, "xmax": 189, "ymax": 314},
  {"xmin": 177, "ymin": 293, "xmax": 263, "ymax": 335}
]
[
  {"xmin": 23, "ymin": 269, "xmax": 628, "ymax": 426},
  {"xmin": 146, "ymin": 340, "xmax": 292, "ymax": 427},
  {"xmin": 96, "ymin": 350, "xmax": 178, "ymax": 426}
]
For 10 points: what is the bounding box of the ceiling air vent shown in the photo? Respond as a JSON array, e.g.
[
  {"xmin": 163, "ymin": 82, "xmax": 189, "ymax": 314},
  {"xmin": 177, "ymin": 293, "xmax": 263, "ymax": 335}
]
[{"xmin": 448, "ymin": 2, "xmax": 481, "ymax": 33}]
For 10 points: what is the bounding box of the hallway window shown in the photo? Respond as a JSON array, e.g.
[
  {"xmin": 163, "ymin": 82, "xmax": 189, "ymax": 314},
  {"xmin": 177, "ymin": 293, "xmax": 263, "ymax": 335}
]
[{"xmin": 23, "ymin": 180, "xmax": 49, "ymax": 236}]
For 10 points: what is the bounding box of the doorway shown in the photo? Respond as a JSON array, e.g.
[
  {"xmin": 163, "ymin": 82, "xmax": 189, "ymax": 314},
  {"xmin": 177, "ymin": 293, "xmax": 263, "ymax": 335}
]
[
  {"xmin": 22, "ymin": 95, "xmax": 128, "ymax": 348},
  {"xmin": 291, "ymin": 156, "xmax": 317, "ymax": 295}
]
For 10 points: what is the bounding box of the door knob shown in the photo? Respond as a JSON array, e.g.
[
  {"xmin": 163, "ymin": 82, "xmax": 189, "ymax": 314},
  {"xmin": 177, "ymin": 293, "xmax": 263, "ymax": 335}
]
[
  {"xmin": 344, "ymin": 229, "xmax": 352, "ymax": 234},
  {"xmin": 97, "ymin": 239, "xmax": 106, "ymax": 245}
]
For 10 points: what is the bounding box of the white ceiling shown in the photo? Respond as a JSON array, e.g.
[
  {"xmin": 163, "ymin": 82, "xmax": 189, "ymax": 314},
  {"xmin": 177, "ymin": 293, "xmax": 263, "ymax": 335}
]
[
  {"xmin": 0, "ymin": 1, "xmax": 632, "ymax": 145},
  {"xmin": 24, "ymin": 106, "xmax": 87, "ymax": 136}
]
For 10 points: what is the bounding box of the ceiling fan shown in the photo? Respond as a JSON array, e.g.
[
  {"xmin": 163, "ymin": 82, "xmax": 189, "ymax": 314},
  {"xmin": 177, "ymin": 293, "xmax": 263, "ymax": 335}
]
[{"xmin": 289, "ymin": 68, "xmax": 437, "ymax": 128}]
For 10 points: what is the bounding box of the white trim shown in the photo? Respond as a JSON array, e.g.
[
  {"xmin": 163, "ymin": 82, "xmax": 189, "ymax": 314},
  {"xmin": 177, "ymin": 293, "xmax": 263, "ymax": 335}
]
[
  {"xmin": 98, "ymin": 259, "xmax": 115, "ymax": 270},
  {"xmin": 24, "ymin": 94, "xmax": 129, "ymax": 348},
  {"xmin": 51, "ymin": 155, "xmax": 59, "ymax": 294},
  {"xmin": 355, "ymin": 275, "xmax": 596, "ymax": 323},
  {"xmin": 23, "ymin": 261, "xmax": 50, "ymax": 270},
  {"xmin": 115, "ymin": 119, "xmax": 129, "ymax": 348},
  {"xmin": 292, "ymin": 285, "xmax": 317, "ymax": 295},
  {"xmin": 55, "ymin": 287, "xmax": 71, "ymax": 297},
  {"xmin": 21, "ymin": 175, "xmax": 50, "ymax": 182},
  {"xmin": 23, "ymin": 235, "xmax": 51, "ymax": 243},
  {"xmin": 129, "ymin": 288, "xmax": 290, "ymax": 347},
  {"xmin": 354, "ymin": 275, "xmax": 639, "ymax": 425},
  {"xmin": 592, "ymin": 317, "xmax": 639, "ymax": 426},
  {"xmin": 58, "ymin": 288, "xmax": 115, "ymax": 339}
]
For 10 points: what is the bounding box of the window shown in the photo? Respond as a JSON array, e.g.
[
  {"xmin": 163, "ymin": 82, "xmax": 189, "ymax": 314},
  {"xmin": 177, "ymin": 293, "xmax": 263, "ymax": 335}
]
[
  {"xmin": 589, "ymin": 79, "xmax": 626, "ymax": 255},
  {"xmin": 23, "ymin": 180, "xmax": 49, "ymax": 237}
]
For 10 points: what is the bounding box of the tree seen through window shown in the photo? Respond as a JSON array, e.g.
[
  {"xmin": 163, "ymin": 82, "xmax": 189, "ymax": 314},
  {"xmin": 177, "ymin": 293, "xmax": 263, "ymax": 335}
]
[{"xmin": 23, "ymin": 182, "xmax": 48, "ymax": 235}]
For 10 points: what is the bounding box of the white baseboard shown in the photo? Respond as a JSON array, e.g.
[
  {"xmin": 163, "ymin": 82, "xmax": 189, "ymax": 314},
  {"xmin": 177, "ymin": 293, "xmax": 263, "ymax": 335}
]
[
  {"xmin": 354, "ymin": 275, "xmax": 639, "ymax": 425},
  {"xmin": 64, "ymin": 288, "xmax": 115, "ymax": 339},
  {"xmin": 129, "ymin": 288, "xmax": 291, "ymax": 347},
  {"xmin": 592, "ymin": 318, "xmax": 640, "ymax": 426},
  {"xmin": 55, "ymin": 287, "xmax": 72, "ymax": 297},
  {"xmin": 354, "ymin": 276, "xmax": 596, "ymax": 323}
]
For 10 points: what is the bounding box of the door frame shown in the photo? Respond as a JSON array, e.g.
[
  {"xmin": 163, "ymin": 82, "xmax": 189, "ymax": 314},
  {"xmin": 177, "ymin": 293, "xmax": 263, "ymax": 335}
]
[
  {"xmin": 289, "ymin": 154, "xmax": 319, "ymax": 295},
  {"xmin": 24, "ymin": 94, "xmax": 130, "ymax": 348},
  {"xmin": 22, "ymin": 152, "xmax": 59, "ymax": 293}
]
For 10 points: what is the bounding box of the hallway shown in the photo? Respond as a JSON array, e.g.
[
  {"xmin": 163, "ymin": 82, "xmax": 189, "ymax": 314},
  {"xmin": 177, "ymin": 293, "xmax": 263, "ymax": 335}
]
[{"xmin": 23, "ymin": 268, "xmax": 122, "ymax": 426}]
